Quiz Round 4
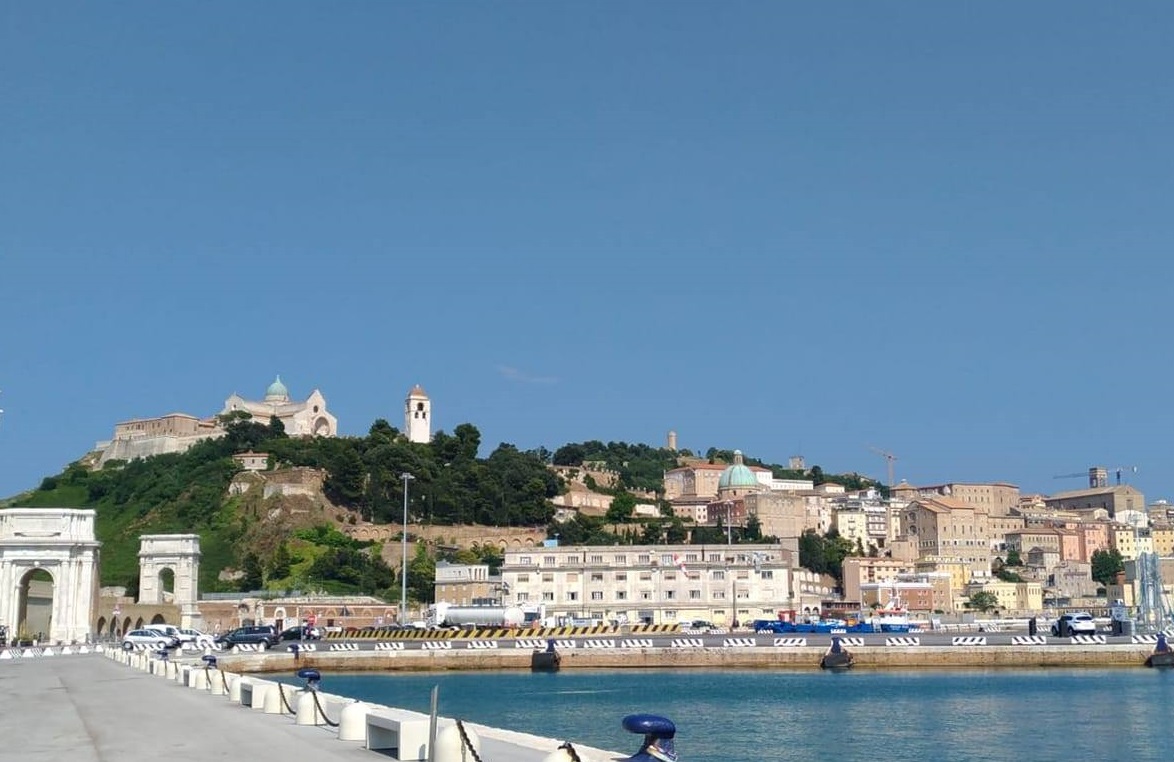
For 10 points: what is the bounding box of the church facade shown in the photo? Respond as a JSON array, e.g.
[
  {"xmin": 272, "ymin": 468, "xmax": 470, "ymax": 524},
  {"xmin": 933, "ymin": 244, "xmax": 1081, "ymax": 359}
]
[{"xmin": 221, "ymin": 376, "xmax": 338, "ymax": 437}]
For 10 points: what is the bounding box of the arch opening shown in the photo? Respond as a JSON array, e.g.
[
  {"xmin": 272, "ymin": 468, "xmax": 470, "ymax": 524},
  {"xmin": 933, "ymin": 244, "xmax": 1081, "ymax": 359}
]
[
  {"xmin": 17, "ymin": 568, "xmax": 54, "ymax": 642},
  {"xmin": 158, "ymin": 567, "xmax": 176, "ymax": 602}
]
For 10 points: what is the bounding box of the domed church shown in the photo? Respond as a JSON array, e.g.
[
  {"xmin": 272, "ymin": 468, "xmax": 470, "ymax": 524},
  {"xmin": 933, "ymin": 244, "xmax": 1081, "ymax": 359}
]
[
  {"xmin": 221, "ymin": 375, "xmax": 338, "ymax": 437},
  {"xmin": 718, "ymin": 450, "xmax": 765, "ymax": 498}
]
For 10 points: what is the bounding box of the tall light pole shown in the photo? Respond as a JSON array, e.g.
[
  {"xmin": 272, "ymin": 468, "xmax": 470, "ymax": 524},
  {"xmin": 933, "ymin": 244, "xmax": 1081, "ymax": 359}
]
[{"xmin": 400, "ymin": 472, "xmax": 414, "ymax": 624}]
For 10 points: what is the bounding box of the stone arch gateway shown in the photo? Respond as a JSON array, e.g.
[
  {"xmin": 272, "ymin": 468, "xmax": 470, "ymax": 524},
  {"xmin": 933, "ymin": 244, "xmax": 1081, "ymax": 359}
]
[
  {"xmin": 0, "ymin": 508, "xmax": 100, "ymax": 644},
  {"xmin": 138, "ymin": 534, "xmax": 202, "ymax": 627}
]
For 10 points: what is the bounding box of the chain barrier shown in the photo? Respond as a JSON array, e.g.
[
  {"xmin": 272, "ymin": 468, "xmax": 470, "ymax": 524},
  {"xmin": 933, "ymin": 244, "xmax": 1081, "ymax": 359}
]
[
  {"xmin": 221, "ymin": 670, "xmax": 230, "ymax": 694},
  {"xmin": 311, "ymin": 689, "xmax": 340, "ymax": 728},
  {"xmin": 559, "ymin": 741, "xmax": 583, "ymax": 762},
  {"xmin": 456, "ymin": 719, "xmax": 484, "ymax": 762},
  {"xmin": 278, "ymin": 683, "xmax": 296, "ymax": 715}
]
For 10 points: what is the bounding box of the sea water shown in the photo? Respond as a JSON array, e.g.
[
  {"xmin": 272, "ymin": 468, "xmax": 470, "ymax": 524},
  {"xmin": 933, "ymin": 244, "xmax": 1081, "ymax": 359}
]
[{"xmin": 297, "ymin": 668, "xmax": 1174, "ymax": 761}]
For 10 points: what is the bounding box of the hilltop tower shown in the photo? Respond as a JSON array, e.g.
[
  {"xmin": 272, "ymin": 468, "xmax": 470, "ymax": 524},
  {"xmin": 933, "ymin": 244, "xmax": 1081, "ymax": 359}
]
[
  {"xmin": 405, "ymin": 385, "xmax": 431, "ymax": 443},
  {"xmin": 667, "ymin": 430, "xmax": 678, "ymax": 451}
]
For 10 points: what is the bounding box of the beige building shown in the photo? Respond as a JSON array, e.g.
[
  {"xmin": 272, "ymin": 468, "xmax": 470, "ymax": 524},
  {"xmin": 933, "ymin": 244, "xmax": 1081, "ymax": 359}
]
[
  {"xmin": 500, "ymin": 543, "xmax": 812, "ymax": 627},
  {"xmin": 902, "ymin": 497, "xmax": 992, "ymax": 580},
  {"xmin": 914, "ymin": 557, "xmax": 968, "ymax": 604},
  {"xmin": 232, "ymin": 451, "xmax": 269, "ymax": 472},
  {"xmin": 433, "ymin": 562, "xmax": 502, "ymax": 606},
  {"xmin": 1045, "ymin": 485, "xmax": 1145, "ymax": 520},
  {"xmin": 892, "ymin": 481, "xmax": 1020, "ymax": 517},
  {"xmin": 222, "ymin": 376, "xmax": 337, "ymax": 438},
  {"xmin": 968, "ymin": 580, "xmax": 1044, "ymax": 614},
  {"xmin": 841, "ymin": 557, "xmax": 910, "ymax": 604},
  {"xmin": 1004, "ymin": 528, "xmax": 1062, "ymax": 557}
]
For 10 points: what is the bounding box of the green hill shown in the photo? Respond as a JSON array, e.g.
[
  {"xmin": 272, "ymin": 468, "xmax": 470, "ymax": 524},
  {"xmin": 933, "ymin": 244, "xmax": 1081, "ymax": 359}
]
[{"xmin": 18, "ymin": 418, "xmax": 877, "ymax": 599}]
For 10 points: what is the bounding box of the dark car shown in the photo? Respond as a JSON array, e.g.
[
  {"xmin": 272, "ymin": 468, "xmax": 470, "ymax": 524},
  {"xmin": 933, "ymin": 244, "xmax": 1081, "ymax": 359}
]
[
  {"xmin": 278, "ymin": 625, "xmax": 322, "ymax": 641},
  {"xmin": 215, "ymin": 625, "xmax": 279, "ymax": 648}
]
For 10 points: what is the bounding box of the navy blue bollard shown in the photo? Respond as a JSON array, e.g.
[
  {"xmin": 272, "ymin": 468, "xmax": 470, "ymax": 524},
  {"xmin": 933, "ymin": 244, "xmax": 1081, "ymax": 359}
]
[
  {"xmin": 621, "ymin": 714, "xmax": 678, "ymax": 761},
  {"xmin": 201, "ymin": 654, "xmax": 217, "ymax": 668},
  {"xmin": 289, "ymin": 642, "xmax": 301, "ymax": 661},
  {"xmin": 297, "ymin": 667, "xmax": 321, "ymax": 691}
]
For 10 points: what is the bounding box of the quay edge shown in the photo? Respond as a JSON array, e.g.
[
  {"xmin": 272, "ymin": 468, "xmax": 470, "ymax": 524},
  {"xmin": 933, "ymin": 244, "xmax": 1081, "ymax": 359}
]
[{"xmin": 220, "ymin": 645, "xmax": 1159, "ymax": 674}]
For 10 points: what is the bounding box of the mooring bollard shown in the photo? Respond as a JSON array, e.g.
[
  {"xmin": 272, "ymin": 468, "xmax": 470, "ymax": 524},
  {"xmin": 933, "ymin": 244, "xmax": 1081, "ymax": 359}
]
[
  {"xmin": 337, "ymin": 702, "xmax": 369, "ymax": 742},
  {"xmin": 621, "ymin": 714, "xmax": 678, "ymax": 762},
  {"xmin": 434, "ymin": 721, "xmax": 481, "ymax": 762},
  {"xmin": 263, "ymin": 683, "xmax": 287, "ymax": 715},
  {"xmin": 228, "ymin": 676, "xmax": 244, "ymax": 703}
]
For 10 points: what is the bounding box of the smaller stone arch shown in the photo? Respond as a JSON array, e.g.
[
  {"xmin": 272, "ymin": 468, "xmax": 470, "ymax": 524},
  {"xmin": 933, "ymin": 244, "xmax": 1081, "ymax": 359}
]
[
  {"xmin": 150, "ymin": 613, "xmax": 167, "ymax": 625},
  {"xmin": 134, "ymin": 617, "xmax": 145, "ymax": 629},
  {"xmin": 121, "ymin": 616, "xmax": 132, "ymax": 635},
  {"xmin": 96, "ymin": 616, "xmax": 107, "ymax": 635}
]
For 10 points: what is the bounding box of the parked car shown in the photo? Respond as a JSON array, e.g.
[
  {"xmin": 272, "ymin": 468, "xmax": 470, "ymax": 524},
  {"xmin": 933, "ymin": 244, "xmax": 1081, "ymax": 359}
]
[
  {"xmin": 177, "ymin": 627, "xmax": 216, "ymax": 648},
  {"xmin": 1052, "ymin": 612, "xmax": 1097, "ymax": 636},
  {"xmin": 278, "ymin": 625, "xmax": 322, "ymax": 641},
  {"xmin": 122, "ymin": 628, "xmax": 180, "ymax": 650},
  {"xmin": 215, "ymin": 625, "xmax": 280, "ymax": 648}
]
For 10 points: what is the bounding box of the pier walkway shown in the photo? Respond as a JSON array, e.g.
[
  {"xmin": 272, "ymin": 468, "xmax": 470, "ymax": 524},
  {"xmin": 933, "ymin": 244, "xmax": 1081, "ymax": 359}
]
[{"xmin": 1, "ymin": 654, "xmax": 619, "ymax": 762}]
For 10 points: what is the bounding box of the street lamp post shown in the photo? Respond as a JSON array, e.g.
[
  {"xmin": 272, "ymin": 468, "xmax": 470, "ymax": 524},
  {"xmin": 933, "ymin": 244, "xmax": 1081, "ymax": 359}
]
[{"xmin": 400, "ymin": 472, "xmax": 414, "ymax": 625}]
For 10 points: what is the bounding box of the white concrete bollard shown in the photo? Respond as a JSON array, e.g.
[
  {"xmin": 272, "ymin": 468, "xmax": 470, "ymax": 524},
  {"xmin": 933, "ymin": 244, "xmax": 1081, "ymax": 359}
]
[
  {"xmin": 263, "ymin": 683, "xmax": 288, "ymax": 715},
  {"xmin": 250, "ymin": 683, "xmax": 271, "ymax": 710},
  {"xmin": 166, "ymin": 661, "xmax": 177, "ymax": 680},
  {"xmin": 540, "ymin": 747, "xmax": 578, "ymax": 762},
  {"xmin": 209, "ymin": 670, "xmax": 226, "ymax": 696},
  {"xmin": 434, "ymin": 723, "xmax": 481, "ymax": 762},
  {"xmin": 229, "ymin": 676, "xmax": 244, "ymax": 704},
  {"xmin": 191, "ymin": 669, "xmax": 208, "ymax": 690},
  {"xmin": 295, "ymin": 691, "xmax": 322, "ymax": 726},
  {"xmin": 337, "ymin": 702, "xmax": 369, "ymax": 741}
]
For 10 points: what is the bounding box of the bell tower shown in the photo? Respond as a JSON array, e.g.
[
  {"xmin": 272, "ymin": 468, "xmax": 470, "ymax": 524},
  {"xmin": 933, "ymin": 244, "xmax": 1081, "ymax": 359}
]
[{"xmin": 405, "ymin": 385, "xmax": 431, "ymax": 443}]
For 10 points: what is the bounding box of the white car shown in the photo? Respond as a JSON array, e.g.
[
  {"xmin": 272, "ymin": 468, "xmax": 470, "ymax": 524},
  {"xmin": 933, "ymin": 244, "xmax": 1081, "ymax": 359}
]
[
  {"xmin": 176, "ymin": 628, "xmax": 216, "ymax": 648},
  {"xmin": 122, "ymin": 628, "xmax": 179, "ymax": 650},
  {"xmin": 1052, "ymin": 612, "xmax": 1097, "ymax": 636}
]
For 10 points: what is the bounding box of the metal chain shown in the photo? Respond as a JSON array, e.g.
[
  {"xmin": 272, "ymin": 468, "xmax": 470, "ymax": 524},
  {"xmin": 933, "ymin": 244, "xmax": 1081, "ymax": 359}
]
[
  {"xmin": 221, "ymin": 670, "xmax": 230, "ymax": 694},
  {"xmin": 278, "ymin": 683, "xmax": 297, "ymax": 715},
  {"xmin": 559, "ymin": 741, "xmax": 583, "ymax": 762},
  {"xmin": 311, "ymin": 690, "xmax": 340, "ymax": 727},
  {"xmin": 456, "ymin": 719, "xmax": 484, "ymax": 762}
]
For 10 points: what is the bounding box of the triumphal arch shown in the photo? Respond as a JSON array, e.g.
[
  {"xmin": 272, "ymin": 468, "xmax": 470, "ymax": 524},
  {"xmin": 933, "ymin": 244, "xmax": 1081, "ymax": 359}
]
[{"xmin": 0, "ymin": 508, "xmax": 100, "ymax": 644}]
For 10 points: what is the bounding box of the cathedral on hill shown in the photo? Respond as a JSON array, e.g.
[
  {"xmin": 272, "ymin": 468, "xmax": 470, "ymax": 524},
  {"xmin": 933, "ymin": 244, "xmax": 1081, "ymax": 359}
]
[
  {"xmin": 95, "ymin": 375, "xmax": 338, "ymax": 466},
  {"xmin": 221, "ymin": 375, "xmax": 337, "ymax": 437}
]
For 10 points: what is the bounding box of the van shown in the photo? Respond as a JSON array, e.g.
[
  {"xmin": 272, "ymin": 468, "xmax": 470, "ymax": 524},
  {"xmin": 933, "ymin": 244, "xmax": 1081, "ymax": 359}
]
[{"xmin": 143, "ymin": 624, "xmax": 184, "ymax": 641}]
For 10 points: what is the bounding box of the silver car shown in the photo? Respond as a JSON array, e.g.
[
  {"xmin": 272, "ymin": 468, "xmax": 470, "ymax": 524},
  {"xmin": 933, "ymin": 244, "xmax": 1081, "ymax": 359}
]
[{"xmin": 121, "ymin": 628, "xmax": 179, "ymax": 650}]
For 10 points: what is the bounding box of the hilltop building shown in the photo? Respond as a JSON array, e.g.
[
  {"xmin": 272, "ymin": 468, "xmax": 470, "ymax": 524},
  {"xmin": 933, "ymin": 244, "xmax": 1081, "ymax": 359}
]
[
  {"xmin": 95, "ymin": 375, "xmax": 337, "ymax": 466},
  {"xmin": 405, "ymin": 385, "xmax": 431, "ymax": 443}
]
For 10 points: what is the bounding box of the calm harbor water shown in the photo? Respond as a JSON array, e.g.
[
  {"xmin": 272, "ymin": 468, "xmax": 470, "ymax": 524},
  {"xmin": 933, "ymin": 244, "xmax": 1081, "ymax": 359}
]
[{"xmin": 294, "ymin": 667, "xmax": 1174, "ymax": 762}]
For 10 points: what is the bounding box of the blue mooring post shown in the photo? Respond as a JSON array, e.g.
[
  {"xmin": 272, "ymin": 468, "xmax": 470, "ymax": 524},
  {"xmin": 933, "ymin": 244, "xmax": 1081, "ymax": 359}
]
[
  {"xmin": 202, "ymin": 654, "xmax": 217, "ymax": 669},
  {"xmin": 289, "ymin": 642, "xmax": 300, "ymax": 662},
  {"xmin": 297, "ymin": 668, "xmax": 321, "ymax": 692},
  {"xmin": 621, "ymin": 714, "xmax": 678, "ymax": 762}
]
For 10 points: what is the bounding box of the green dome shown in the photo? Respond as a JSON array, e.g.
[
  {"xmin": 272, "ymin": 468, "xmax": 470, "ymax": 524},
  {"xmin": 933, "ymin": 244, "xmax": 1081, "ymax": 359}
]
[
  {"xmin": 718, "ymin": 450, "xmax": 759, "ymax": 490},
  {"xmin": 264, "ymin": 375, "xmax": 289, "ymax": 401}
]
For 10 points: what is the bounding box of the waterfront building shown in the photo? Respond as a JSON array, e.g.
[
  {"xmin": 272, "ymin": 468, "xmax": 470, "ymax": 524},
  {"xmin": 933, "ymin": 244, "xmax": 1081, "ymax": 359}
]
[
  {"xmin": 433, "ymin": 562, "xmax": 503, "ymax": 606},
  {"xmin": 499, "ymin": 542, "xmax": 821, "ymax": 627},
  {"xmin": 841, "ymin": 556, "xmax": 911, "ymax": 604},
  {"xmin": 967, "ymin": 579, "xmax": 1044, "ymax": 614}
]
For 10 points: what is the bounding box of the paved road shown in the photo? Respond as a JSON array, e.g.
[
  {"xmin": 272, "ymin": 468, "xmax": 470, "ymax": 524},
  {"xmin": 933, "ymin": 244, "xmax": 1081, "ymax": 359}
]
[{"xmin": 1, "ymin": 654, "xmax": 620, "ymax": 762}]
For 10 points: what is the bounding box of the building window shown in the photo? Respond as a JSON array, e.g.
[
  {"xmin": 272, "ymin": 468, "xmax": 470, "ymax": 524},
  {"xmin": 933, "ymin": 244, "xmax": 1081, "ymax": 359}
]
[
  {"xmin": 712, "ymin": 570, "xmax": 725, "ymax": 580},
  {"xmin": 519, "ymin": 556, "xmax": 531, "ymax": 565},
  {"xmin": 542, "ymin": 592, "xmax": 554, "ymax": 602},
  {"xmin": 640, "ymin": 591, "xmax": 651, "ymax": 600},
  {"xmin": 660, "ymin": 554, "xmax": 673, "ymax": 566},
  {"xmin": 638, "ymin": 555, "xmax": 650, "ymax": 565},
  {"xmin": 713, "ymin": 591, "xmax": 726, "ymax": 599},
  {"xmin": 566, "ymin": 592, "xmax": 578, "ymax": 602},
  {"xmin": 517, "ymin": 592, "xmax": 529, "ymax": 602},
  {"xmin": 689, "ymin": 590, "xmax": 701, "ymax": 600},
  {"xmin": 590, "ymin": 573, "xmax": 604, "ymax": 582},
  {"xmin": 591, "ymin": 591, "xmax": 603, "ymax": 601},
  {"xmin": 663, "ymin": 573, "xmax": 676, "ymax": 582},
  {"xmin": 759, "ymin": 570, "xmax": 773, "ymax": 579},
  {"xmin": 616, "ymin": 591, "xmax": 627, "ymax": 601},
  {"xmin": 615, "ymin": 572, "xmax": 627, "ymax": 582},
  {"xmin": 542, "ymin": 574, "xmax": 554, "ymax": 583},
  {"xmin": 665, "ymin": 590, "xmax": 675, "ymax": 600},
  {"xmin": 614, "ymin": 555, "xmax": 627, "ymax": 564},
  {"xmin": 544, "ymin": 556, "xmax": 556, "ymax": 566},
  {"xmin": 590, "ymin": 555, "xmax": 604, "ymax": 564},
  {"xmin": 567, "ymin": 573, "xmax": 579, "ymax": 583},
  {"xmin": 639, "ymin": 572, "xmax": 652, "ymax": 581},
  {"xmin": 517, "ymin": 574, "xmax": 530, "ymax": 583}
]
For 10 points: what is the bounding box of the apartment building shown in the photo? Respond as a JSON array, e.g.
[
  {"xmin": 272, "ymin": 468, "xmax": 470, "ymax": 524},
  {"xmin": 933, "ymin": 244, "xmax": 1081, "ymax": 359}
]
[
  {"xmin": 841, "ymin": 557, "xmax": 910, "ymax": 604},
  {"xmin": 902, "ymin": 497, "xmax": 992, "ymax": 580},
  {"xmin": 433, "ymin": 562, "xmax": 502, "ymax": 606},
  {"xmin": 500, "ymin": 543, "xmax": 816, "ymax": 627},
  {"xmin": 892, "ymin": 481, "xmax": 1020, "ymax": 517},
  {"xmin": 1004, "ymin": 528, "xmax": 1062, "ymax": 556}
]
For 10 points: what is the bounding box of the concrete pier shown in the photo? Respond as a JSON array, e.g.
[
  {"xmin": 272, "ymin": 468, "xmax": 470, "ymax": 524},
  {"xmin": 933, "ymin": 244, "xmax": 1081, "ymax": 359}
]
[{"xmin": 1, "ymin": 655, "xmax": 621, "ymax": 762}]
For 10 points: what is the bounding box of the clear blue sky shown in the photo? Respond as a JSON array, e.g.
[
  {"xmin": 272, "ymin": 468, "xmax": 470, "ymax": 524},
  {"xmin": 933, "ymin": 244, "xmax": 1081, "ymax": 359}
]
[{"xmin": 3, "ymin": 3, "xmax": 1173, "ymax": 501}]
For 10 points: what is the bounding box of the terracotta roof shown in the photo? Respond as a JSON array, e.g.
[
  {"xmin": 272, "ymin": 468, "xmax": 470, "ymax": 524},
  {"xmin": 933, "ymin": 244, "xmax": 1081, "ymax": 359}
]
[
  {"xmin": 408, "ymin": 384, "xmax": 429, "ymax": 397},
  {"xmin": 1047, "ymin": 486, "xmax": 1136, "ymax": 500}
]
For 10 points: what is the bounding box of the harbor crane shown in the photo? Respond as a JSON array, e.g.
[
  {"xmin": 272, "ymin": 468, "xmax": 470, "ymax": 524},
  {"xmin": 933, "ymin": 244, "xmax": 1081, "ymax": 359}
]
[
  {"xmin": 869, "ymin": 446, "xmax": 898, "ymax": 489},
  {"xmin": 1111, "ymin": 466, "xmax": 1139, "ymax": 485}
]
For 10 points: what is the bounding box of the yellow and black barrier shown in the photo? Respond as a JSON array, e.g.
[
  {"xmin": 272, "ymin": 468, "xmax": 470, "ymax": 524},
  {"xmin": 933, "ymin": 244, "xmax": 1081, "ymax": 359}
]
[{"xmin": 327, "ymin": 622, "xmax": 682, "ymax": 641}]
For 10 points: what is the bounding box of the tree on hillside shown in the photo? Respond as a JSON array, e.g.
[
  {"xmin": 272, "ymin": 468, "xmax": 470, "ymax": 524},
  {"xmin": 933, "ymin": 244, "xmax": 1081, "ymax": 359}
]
[
  {"xmin": 606, "ymin": 492, "xmax": 637, "ymax": 523},
  {"xmin": 1091, "ymin": 548, "xmax": 1125, "ymax": 586},
  {"xmin": 239, "ymin": 553, "xmax": 263, "ymax": 592},
  {"xmin": 268, "ymin": 414, "xmax": 286, "ymax": 438}
]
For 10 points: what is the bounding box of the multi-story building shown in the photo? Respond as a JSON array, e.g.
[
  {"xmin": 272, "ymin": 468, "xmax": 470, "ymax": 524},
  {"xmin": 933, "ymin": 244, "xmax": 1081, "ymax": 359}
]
[
  {"xmin": 433, "ymin": 562, "xmax": 502, "ymax": 606},
  {"xmin": 1110, "ymin": 525, "xmax": 1152, "ymax": 561},
  {"xmin": 499, "ymin": 543, "xmax": 810, "ymax": 628},
  {"xmin": 968, "ymin": 580, "xmax": 1044, "ymax": 614},
  {"xmin": 892, "ymin": 480, "xmax": 1020, "ymax": 517},
  {"xmin": 1004, "ymin": 528, "xmax": 1062, "ymax": 557},
  {"xmin": 914, "ymin": 557, "xmax": 968, "ymax": 602},
  {"xmin": 1151, "ymin": 526, "xmax": 1174, "ymax": 557},
  {"xmin": 902, "ymin": 497, "xmax": 992, "ymax": 580},
  {"xmin": 1045, "ymin": 484, "xmax": 1146, "ymax": 520},
  {"xmin": 841, "ymin": 557, "xmax": 910, "ymax": 605}
]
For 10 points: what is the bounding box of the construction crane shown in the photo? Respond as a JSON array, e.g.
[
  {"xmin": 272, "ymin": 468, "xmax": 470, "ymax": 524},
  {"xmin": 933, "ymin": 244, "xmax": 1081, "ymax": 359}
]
[
  {"xmin": 1111, "ymin": 466, "xmax": 1139, "ymax": 485},
  {"xmin": 1052, "ymin": 472, "xmax": 1087, "ymax": 480},
  {"xmin": 869, "ymin": 446, "xmax": 897, "ymax": 489}
]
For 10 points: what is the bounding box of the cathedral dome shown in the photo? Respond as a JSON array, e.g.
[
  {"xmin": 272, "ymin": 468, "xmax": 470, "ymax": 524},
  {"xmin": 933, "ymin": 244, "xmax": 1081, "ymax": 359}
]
[
  {"xmin": 718, "ymin": 450, "xmax": 759, "ymax": 490},
  {"xmin": 264, "ymin": 375, "xmax": 290, "ymax": 402}
]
